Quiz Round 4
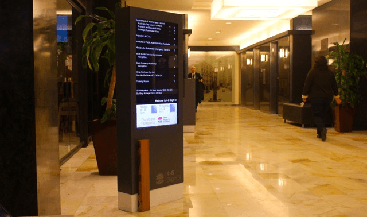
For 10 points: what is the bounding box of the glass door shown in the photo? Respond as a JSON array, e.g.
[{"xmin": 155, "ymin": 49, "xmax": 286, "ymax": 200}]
[{"xmin": 57, "ymin": 0, "xmax": 81, "ymax": 160}]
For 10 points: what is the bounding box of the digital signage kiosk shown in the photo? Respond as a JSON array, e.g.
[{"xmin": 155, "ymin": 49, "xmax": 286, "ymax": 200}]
[{"xmin": 116, "ymin": 7, "xmax": 183, "ymax": 212}]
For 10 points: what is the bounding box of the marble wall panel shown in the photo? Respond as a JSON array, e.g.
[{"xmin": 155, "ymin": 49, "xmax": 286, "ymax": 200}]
[
  {"xmin": 350, "ymin": 0, "xmax": 367, "ymax": 60},
  {"xmin": 350, "ymin": 0, "xmax": 367, "ymax": 130},
  {"xmin": 312, "ymin": 0, "xmax": 350, "ymax": 62},
  {"xmin": 34, "ymin": 0, "xmax": 61, "ymax": 215},
  {"xmin": 312, "ymin": 0, "xmax": 367, "ymax": 130}
]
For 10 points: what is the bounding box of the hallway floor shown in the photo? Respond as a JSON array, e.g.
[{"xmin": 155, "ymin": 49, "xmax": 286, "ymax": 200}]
[{"xmin": 61, "ymin": 104, "xmax": 367, "ymax": 217}]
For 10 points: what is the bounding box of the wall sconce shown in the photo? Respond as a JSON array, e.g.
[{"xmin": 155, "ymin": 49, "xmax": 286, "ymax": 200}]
[
  {"xmin": 285, "ymin": 48, "xmax": 288, "ymax": 58},
  {"xmin": 260, "ymin": 164, "xmax": 265, "ymax": 171},
  {"xmin": 247, "ymin": 59, "xmax": 253, "ymax": 65},
  {"xmin": 279, "ymin": 48, "xmax": 285, "ymax": 58},
  {"xmin": 246, "ymin": 153, "xmax": 252, "ymax": 161},
  {"xmin": 188, "ymin": 48, "xmax": 190, "ymax": 58},
  {"xmin": 214, "ymin": 67, "xmax": 218, "ymax": 72}
]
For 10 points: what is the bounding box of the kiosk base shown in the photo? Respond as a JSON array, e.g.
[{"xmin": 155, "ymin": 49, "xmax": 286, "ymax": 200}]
[
  {"xmin": 118, "ymin": 183, "xmax": 183, "ymax": 212},
  {"xmin": 183, "ymin": 125, "xmax": 195, "ymax": 133}
]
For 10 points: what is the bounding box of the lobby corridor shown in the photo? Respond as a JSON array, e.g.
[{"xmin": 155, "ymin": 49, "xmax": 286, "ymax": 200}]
[{"xmin": 61, "ymin": 104, "xmax": 367, "ymax": 217}]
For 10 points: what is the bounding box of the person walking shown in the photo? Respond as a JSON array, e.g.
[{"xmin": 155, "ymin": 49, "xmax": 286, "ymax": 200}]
[{"xmin": 302, "ymin": 56, "xmax": 342, "ymax": 141}]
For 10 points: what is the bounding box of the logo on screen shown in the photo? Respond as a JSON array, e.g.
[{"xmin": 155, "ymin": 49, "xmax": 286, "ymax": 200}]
[
  {"xmin": 151, "ymin": 105, "xmax": 157, "ymax": 113},
  {"xmin": 158, "ymin": 117, "xmax": 162, "ymax": 123},
  {"xmin": 170, "ymin": 104, "xmax": 175, "ymax": 112}
]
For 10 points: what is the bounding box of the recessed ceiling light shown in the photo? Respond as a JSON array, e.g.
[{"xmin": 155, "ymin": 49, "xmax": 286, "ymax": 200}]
[
  {"xmin": 226, "ymin": 22, "xmax": 232, "ymax": 24},
  {"xmin": 216, "ymin": 30, "xmax": 221, "ymax": 34},
  {"xmin": 208, "ymin": 38, "xmax": 213, "ymax": 40}
]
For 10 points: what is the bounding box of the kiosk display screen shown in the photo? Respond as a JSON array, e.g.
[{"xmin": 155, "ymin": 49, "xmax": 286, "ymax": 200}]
[{"xmin": 135, "ymin": 18, "xmax": 178, "ymax": 128}]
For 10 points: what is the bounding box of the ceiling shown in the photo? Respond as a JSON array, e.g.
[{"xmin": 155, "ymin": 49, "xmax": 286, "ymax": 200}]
[
  {"xmin": 58, "ymin": 0, "xmax": 333, "ymax": 48},
  {"xmin": 125, "ymin": 0, "xmax": 333, "ymax": 48}
]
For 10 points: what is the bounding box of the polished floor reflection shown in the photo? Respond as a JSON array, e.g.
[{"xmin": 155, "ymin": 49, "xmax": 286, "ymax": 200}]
[{"xmin": 61, "ymin": 103, "xmax": 367, "ymax": 216}]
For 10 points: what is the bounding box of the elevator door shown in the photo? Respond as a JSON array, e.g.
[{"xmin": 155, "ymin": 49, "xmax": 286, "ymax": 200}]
[
  {"xmin": 245, "ymin": 51, "xmax": 254, "ymax": 108},
  {"xmin": 259, "ymin": 44, "xmax": 270, "ymax": 113},
  {"xmin": 277, "ymin": 37, "xmax": 291, "ymax": 115}
]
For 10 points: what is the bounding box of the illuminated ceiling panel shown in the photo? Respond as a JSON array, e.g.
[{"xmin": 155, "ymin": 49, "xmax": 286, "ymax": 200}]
[{"xmin": 211, "ymin": 0, "xmax": 318, "ymax": 20}]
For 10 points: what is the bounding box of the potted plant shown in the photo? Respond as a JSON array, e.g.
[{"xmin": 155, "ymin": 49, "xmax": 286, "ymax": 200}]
[
  {"xmin": 75, "ymin": 4, "xmax": 119, "ymax": 175},
  {"xmin": 327, "ymin": 39, "xmax": 367, "ymax": 132}
]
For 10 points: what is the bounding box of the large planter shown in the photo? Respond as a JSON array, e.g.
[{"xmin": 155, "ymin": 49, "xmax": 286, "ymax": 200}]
[
  {"xmin": 91, "ymin": 119, "xmax": 117, "ymax": 175},
  {"xmin": 334, "ymin": 104, "xmax": 357, "ymax": 132}
]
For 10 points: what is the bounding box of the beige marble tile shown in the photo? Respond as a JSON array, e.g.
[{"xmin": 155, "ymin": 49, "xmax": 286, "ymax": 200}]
[
  {"xmin": 76, "ymin": 154, "xmax": 98, "ymax": 172},
  {"xmin": 60, "ymin": 104, "xmax": 367, "ymax": 217},
  {"xmin": 309, "ymin": 184, "xmax": 346, "ymax": 196}
]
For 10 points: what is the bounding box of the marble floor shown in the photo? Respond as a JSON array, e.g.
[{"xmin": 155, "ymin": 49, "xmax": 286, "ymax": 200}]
[{"xmin": 61, "ymin": 103, "xmax": 367, "ymax": 217}]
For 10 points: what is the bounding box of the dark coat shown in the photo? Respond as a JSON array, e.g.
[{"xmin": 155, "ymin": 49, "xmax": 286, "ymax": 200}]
[
  {"xmin": 189, "ymin": 72, "xmax": 205, "ymax": 103},
  {"xmin": 302, "ymin": 67, "xmax": 338, "ymax": 100}
]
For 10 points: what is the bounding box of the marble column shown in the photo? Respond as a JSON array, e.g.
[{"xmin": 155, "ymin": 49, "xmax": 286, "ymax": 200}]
[
  {"xmin": 350, "ymin": 0, "xmax": 367, "ymax": 130},
  {"xmin": 0, "ymin": 0, "xmax": 60, "ymax": 216},
  {"xmin": 270, "ymin": 42, "xmax": 278, "ymax": 114},
  {"xmin": 34, "ymin": 0, "xmax": 61, "ymax": 215}
]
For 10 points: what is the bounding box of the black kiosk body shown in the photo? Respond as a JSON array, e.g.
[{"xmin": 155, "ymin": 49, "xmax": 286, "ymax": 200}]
[{"xmin": 116, "ymin": 7, "xmax": 184, "ymax": 212}]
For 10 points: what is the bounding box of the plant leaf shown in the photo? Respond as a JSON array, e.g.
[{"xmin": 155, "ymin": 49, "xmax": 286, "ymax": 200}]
[
  {"xmin": 94, "ymin": 14, "xmax": 108, "ymax": 22},
  {"xmin": 75, "ymin": 15, "xmax": 93, "ymax": 24},
  {"xmin": 82, "ymin": 22, "xmax": 95, "ymax": 41},
  {"xmin": 115, "ymin": 2, "xmax": 122, "ymax": 8},
  {"xmin": 90, "ymin": 47, "xmax": 99, "ymax": 72},
  {"xmin": 104, "ymin": 68, "xmax": 112, "ymax": 88},
  {"xmin": 95, "ymin": 7, "xmax": 109, "ymax": 11},
  {"xmin": 86, "ymin": 45, "xmax": 94, "ymax": 70},
  {"xmin": 101, "ymin": 97, "xmax": 108, "ymax": 105},
  {"xmin": 101, "ymin": 109, "xmax": 111, "ymax": 123}
]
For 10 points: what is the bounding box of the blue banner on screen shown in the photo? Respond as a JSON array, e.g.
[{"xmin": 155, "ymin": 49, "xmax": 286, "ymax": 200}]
[{"xmin": 135, "ymin": 18, "xmax": 178, "ymax": 128}]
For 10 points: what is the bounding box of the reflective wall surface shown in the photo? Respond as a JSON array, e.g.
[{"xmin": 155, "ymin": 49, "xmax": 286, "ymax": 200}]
[
  {"xmin": 34, "ymin": 0, "xmax": 61, "ymax": 214},
  {"xmin": 312, "ymin": 0, "xmax": 350, "ymax": 62},
  {"xmin": 244, "ymin": 51, "xmax": 254, "ymax": 108},
  {"xmin": 259, "ymin": 44, "xmax": 270, "ymax": 113},
  {"xmin": 189, "ymin": 52, "xmax": 235, "ymax": 102},
  {"xmin": 57, "ymin": 1, "xmax": 81, "ymax": 160},
  {"xmin": 350, "ymin": 0, "xmax": 367, "ymax": 130},
  {"xmin": 239, "ymin": 31, "xmax": 312, "ymax": 114},
  {"xmin": 277, "ymin": 37, "xmax": 291, "ymax": 115}
]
